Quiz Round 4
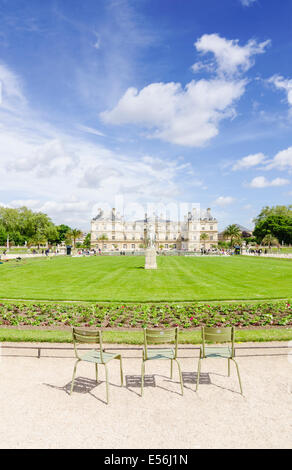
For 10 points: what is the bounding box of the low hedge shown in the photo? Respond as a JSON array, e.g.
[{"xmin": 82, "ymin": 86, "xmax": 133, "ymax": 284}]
[{"xmin": 0, "ymin": 300, "xmax": 291, "ymax": 329}]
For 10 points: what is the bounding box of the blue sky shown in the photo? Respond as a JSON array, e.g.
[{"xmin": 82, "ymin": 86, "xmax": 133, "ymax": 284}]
[{"xmin": 0, "ymin": 0, "xmax": 292, "ymax": 230}]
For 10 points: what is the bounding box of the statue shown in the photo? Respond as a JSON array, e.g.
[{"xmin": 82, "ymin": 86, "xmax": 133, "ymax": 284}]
[
  {"xmin": 146, "ymin": 224, "xmax": 156, "ymax": 248},
  {"xmin": 144, "ymin": 223, "xmax": 157, "ymax": 269}
]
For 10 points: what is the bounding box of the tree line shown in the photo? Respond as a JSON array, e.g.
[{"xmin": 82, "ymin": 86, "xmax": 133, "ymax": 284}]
[
  {"xmin": 0, "ymin": 206, "xmax": 90, "ymax": 248},
  {"xmin": 222, "ymin": 205, "xmax": 292, "ymax": 247}
]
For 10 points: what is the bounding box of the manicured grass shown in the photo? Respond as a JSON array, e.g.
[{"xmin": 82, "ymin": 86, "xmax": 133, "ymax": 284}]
[
  {"xmin": 0, "ymin": 327, "xmax": 291, "ymax": 344},
  {"xmin": 0, "ymin": 255, "xmax": 291, "ymax": 302}
]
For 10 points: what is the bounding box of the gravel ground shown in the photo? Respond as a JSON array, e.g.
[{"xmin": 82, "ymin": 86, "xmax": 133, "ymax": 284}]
[{"xmin": 0, "ymin": 342, "xmax": 291, "ymax": 449}]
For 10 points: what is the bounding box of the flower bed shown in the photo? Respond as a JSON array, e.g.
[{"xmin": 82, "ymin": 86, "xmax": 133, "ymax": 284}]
[{"xmin": 0, "ymin": 301, "xmax": 291, "ymax": 329}]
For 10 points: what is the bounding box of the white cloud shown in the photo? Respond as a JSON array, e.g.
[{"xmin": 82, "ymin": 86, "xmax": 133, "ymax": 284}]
[
  {"xmin": 248, "ymin": 176, "xmax": 290, "ymax": 188},
  {"xmin": 194, "ymin": 33, "xmax": 270, "ymax": 77},
  {"xmin": 191, "ymin": 61, "xmax": 215, "ymax": 74},
  {"xmin": 6, "ymin": 139, "xmax": 79, "ymax": 177},
  {"xmin": 101, "ymin": 79, "xmax": 246, "ymax": 147},
  {"xmin": 93, "ymin": 32, "xmax": 101, "ymax": 50},
  {"xmin": 232, "ymin": 152, "xmax": 266, "ymax": 170},
  {"xmin": 0, "ymin": 64, "xmax": 24, "ymax": 103},
  {"xmin": 240, "ymin": 0, "xmax": 257, "ymax": 6},
  {"xmin": 78, "ymin": 125, "xmax": 105, "ymax": 137},
  {"xmin": 101, "ymin": 33, "xmax": 270, "ymax": 147},
  {"xmin": 0, "ymin": 62, "xmax": 196, "ymax": 229},
  {"xmin": 268, "ymin": 75, "xmax": 292, "ymax": 107},
  {"xmin": 9, "ymin": 199, "xmax": 40, "ymax": 209},
  {"xmin": 214, "ymin": 196, "xmax": 235, "ymax": 206},
  {"xmin": 265, "ymin": 146, "xmax": 292, "ymax": 171}
]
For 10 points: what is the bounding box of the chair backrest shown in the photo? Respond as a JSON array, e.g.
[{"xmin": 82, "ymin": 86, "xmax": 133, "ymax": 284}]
[
  {"xmin": 201, "ymin": 326, "xmax": 235, "ymax": 357},
  {"xmin": 143, "ymin": 327, "xmax": 179, "ymax": 359},
  {"xmin": 72, "ymin": 327, "xmax": 103, "ymax": 361}
]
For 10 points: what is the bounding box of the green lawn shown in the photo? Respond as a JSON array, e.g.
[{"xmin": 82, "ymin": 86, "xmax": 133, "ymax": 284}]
[
  {"xmin": 0, "ymin": 255, "xmax": 291, "ymax": 302},
  {"xmin": 1, "ymin": 327, "xmax": 291, "ymax": 344}
]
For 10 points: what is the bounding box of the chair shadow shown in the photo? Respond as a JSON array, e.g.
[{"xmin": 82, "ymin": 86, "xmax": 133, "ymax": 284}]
[
  {"xmin": 182, "ymin": 371, "xmax": 211, "ymax": 385},
  {"xmin": 126, "ymin": 374, "xmax": 183, "ymax": 397},
  {"xmin": 125, "ymin": 374, "xmax": 155, "ymax": 396},
  {"xmin": 44, "ymin": 376, "xmax": 99, "ymax": 396},
  {"xmin": 182, "ymin": 371, "xmax": 243, "ymax": 395},
  {"xmin": 43, "ymin": 376, "xmax": 122, "ymax": 405}
]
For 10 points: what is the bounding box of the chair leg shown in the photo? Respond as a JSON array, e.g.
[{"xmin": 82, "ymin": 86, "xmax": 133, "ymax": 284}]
[
  {"xmin": 196, "ymin": 358, "xmax": 201, "ymax": 392},
  {"xmin": 70, "ymin": 359, "xmax": 80, "ymax": 395},
  {"xmin": 95, "ymin": 363, "xmax": 98, "ymax": 382},
  {"xmin": 141, "ymin": 361, "xmax": 145, "ymax": 397},
  {"xmin": 104, "ymin": 364, "xmax": 109, "ymax": 404},
  {"xmin": 170, "ymin": 359, "xmax": 173, "ymax": 379},
  {"xmin": 228, "ymin": 358, "xmax": 230, "ymax": 377},
  {"xmin": 232, "ymin": 358, "xmax": 243, "ymax": 395},
  {"xmin": 119, "ymin": 356, "xmax": 123, "ymax": 386},
  {"xmin": 174, "ymin": 359, "xmax": 184, "ymax": 395}
]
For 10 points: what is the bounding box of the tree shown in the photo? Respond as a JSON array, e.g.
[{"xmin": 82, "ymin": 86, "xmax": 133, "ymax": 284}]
[
  {"xmin": 253, "ymin": 215, "xmax": 292, "ymax": 245},
  {"xmin": 200, "ymin": 232, "xmax": 209, "ymax": 250},
  {"xmin": 0, "ymin": 206, "xmax": 58, "ymax": 246},
  {"xmin": 0, "ymin": 225, "xmax": 7, "ymax": 245},
  {"xmin": 55, "ymin": 224, "xmax": 72, "ymax": 244},
  {"xmin": 30, "ymin": 230, "xmax": 47, "ymax": 249},
  {"xmin": 261, "ymin": 234, "xmax": 279, "ymax": 249},
  {"xmin": 222, "ymin": 224, "xmax": 242, "ymax": 247},
  {"xmin": 99, "ymin": 234, "xmax": 108, "ymax": 241},
  {"xmin": 69, "ymin": 228, "xmax": 82, "ymax": 249},
  {"xmin": 83, "ymin": 233, "xmax": 91, "ymax": 249},
  {"xmin": 253, "ymin": 205, "xmax": 292, "ymax": 225}
]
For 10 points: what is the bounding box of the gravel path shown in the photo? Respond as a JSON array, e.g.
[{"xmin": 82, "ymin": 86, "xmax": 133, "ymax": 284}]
[{"xmin": 0, "ymin": 342, "xmax": 291, "ymax": 449}]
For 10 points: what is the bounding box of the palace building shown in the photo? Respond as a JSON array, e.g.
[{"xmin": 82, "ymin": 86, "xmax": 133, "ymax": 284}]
[{"xmin": 90, "ymin": 207, "xmax": 218, "ymax": 252}]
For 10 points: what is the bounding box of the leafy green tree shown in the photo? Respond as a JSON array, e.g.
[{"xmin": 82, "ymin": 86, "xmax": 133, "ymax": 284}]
[
  {"xmin": 253, "ymin": 215, "xmax": 292, "ymax": 245},
  {"xmin": 29, "ymin": 230, "xmax": 47, "ymax": 249},
  {"xmin": 10, "ymin": 231, "xmax": 25, "ymax": 246},
  {"xmin": 99, "ymin": 234, "xmax": 108, "ymax": 241},
  {"xmin": 200, "ymin": 232, "xmax": 209, "ymax": 249},
  {"xmin": 69, "ymin": 228, "xmax": 82, "ymax": 248},
  {"xmin": 55, "ymin": 224, "xmax": 72, "ymax": 244},
  {"xmin": 262, "ymin": 233, "xmax": 279, "ymax": 249},
  {"xmin": 83, "ymin": 233, "xmax": 91, "ymax": 249},
  {"xmin": 222, "ymin": 224, "xmax": 242, "ymax": 247},
  {"xmin": 0, "ymin": 225, "xmax": 7, "ymax": 245},
  {"xmin": 253, "ymin": 205, "xmax": 292, "ymax": 225}
]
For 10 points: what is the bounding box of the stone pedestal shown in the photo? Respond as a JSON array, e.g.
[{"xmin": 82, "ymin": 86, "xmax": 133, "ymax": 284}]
[
  {"xmin": 145, "ymin": 247, "xmax": 157, "ymax": 269},
  {"xmin": 60, "ymin": 242, "xmax": 66, "ymax": 255}
]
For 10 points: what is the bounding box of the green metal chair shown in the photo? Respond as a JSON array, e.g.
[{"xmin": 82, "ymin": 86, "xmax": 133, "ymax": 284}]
[
  {"xmin": 141, "ymin": 327, "xmax": 184, "ymax": 396},
  {"xmin": 70, "ymin": 328, "xmax": 123, "ymax": 404},
  {"xmin": 196, "ymin": 326, "xmax": 243, "ymax": 395}
]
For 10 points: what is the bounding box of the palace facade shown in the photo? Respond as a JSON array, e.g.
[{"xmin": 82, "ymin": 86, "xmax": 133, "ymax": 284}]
[{"xmin": 90, "ymin": 208, "xmax": 218, "ymax": 251}]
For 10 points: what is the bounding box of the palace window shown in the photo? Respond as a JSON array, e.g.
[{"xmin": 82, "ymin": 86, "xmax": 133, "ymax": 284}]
[
  {"xmin": 210, "ymin": 226, "xmax": 213, "ymax": 230},
  {"xmin": 131, "ymin": 244, "xmax": 135, "ymax": 249},
  {"xmin": 123, "ymin": 244, "xmax": 127, "ymax": 249}
]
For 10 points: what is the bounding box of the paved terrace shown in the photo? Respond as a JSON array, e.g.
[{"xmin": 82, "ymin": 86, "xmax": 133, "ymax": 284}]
[{"xmin": 0, "ymin": 342, "xmax": 291, "ymax": 449}]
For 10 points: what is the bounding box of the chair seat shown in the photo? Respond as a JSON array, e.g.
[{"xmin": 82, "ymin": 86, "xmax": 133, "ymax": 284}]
[
  {"xmin": 144, "ymin": 348, "xmax": 175, "ymax": 360},
  {"xmin": 201, "ymin": 346, "xmax": 232, "ymax": 358},
  {"xmin": 80, "ymin": 350, "xmax": 120, "ymax": 364}
]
